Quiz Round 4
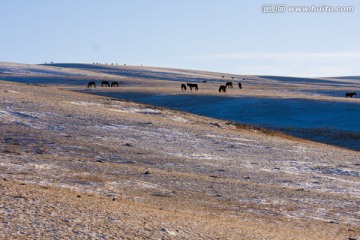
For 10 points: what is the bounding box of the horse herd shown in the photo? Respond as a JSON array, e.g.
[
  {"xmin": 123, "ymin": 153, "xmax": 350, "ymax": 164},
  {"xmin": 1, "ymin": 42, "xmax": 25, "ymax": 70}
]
[
  {"xmin": 88, "ymin": 80, "xmax": 242, "ymax": 93},
  {"xmin": 87, "ymin": 81, "xmax": 118, "ymax": 88},
  {"xmin": 181, "ymin": 81, "xmax": 242, "ymax": 93},
  {"xmin": 181, "ymin": 83, "xmax": 199, "ymax": 91},
  {"xmin": 87, "ymin": 80, "xmax": 357, "ymax": 98}
]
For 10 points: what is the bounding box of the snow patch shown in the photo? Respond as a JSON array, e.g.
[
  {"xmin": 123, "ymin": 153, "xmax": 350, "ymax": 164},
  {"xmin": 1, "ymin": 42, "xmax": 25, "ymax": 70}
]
[
  {"xmin": 166, "ymin": 115, "xmax": 189, "ymax": 123},
  {"xmin": 65, "ymin": 101, "xmax": 104, "ymax": 108},
  {"xmin": 92, "ymin": 124, "xmax": 131, "ymax": 131},
  {"xmin": 108, "ymin": 107, "xmax": 161, "ymax": 115},
  {"xmin": 106, "ymin": 180, "xmax": 162, "ymax": 190},
  {"xmin": 190, "ymin": 154, "xmax": 227, "ymax": 161}
]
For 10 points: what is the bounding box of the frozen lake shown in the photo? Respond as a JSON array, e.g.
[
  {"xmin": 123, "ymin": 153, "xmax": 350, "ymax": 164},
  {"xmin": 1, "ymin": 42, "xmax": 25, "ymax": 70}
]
[{"xmin": 85, "ymin": 91, "xmax": 360, "ymax": 151}]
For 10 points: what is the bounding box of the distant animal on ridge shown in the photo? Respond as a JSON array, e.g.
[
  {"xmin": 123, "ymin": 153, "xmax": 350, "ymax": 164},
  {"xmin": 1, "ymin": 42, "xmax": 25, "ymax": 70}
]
[
  {"xmin": 111, "ymin": 82, "xmax": 119, "ymax": 87},
  {"xmin": 238, "ymin": 83, "xmax": 242, "ymax": 89},
  {"xmin": 181, "ymin": 84, "xmax": 187, "ymax": 90},
  {"xmin": 219, "ymin": 85, "xmax": 227, "ymax": 92},
  {"xmin": 101, "ymin": 81, "xmax": 110, "ymax": 87},
  {"xmin": 345, "ymin": 92, "xmax": 356, "ymax": 98},
  {"xmin": 87, "ymin": 82, "xmax": 96, "ymax": 88},
  {"xmin": 187, "ymin": 83, "xmax": 198, "ymax": 91},
  {"xmin": 226, "ymin": 82, "xmax": 233, "ymax": 88}
]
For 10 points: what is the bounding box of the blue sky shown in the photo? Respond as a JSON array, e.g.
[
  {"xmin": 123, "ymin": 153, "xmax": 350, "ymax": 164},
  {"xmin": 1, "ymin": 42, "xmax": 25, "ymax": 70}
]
[{"xmin": 1, "ymin": 0, "xmax": 359, "ymax": 77}]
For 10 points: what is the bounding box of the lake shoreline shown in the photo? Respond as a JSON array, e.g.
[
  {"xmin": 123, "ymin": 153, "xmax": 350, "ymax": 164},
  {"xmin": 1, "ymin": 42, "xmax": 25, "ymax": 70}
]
[{"xmin": 78, "ymin": 89, "xmax": 360, "ymax": 151}]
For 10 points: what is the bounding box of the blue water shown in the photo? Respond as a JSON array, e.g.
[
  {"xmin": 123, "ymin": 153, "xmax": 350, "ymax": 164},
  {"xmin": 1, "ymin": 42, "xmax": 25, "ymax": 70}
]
[
  {"xmin": 83, "ymin": 91, "xmax": 360, "ymax": 151},
  {"xmin": 88, "ymin": 91, "xmax": 360, "ymax": 131}
]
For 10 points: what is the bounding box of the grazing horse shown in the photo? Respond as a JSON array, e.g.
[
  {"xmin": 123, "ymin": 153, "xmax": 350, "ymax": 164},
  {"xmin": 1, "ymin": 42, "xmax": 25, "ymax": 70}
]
[
  {"xmin": 238, "ymin": 82, "xmax": 242, "ymax": 89},
  {"xmin": 87, "ymin": 82, "xmax": 96, "ymax": 88},
  {"xmin": 345, "ymin": 92, "xmax": 356, "ymax": 98},
  {"xmin": 111, "ymin": 82, "xmax": 119, "ymax": 87},
  {"xmin": 226, "ymin": 82, "xmax": 233, "ymax": 89},
  {"xmin": 219, "ymin": 85, "xmax": 227, "ymax": 92},
  {"xmin": 101, "ymin": 81, "xmax": 110, "ymax": 87},
  {"xmin": 181, "ymin": 84, "xmax": 187, "ymax": 90},
  {"xmin": 187, "ymin": 83, "xmax": 198, "ymax": 91}
]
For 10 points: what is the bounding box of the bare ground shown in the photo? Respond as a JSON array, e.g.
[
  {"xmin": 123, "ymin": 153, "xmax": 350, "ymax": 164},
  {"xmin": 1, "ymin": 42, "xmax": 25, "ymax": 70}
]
[
  {"xmin": 1, "ymin": 62, "xmax": 360, "ymax": 239},
  {"xmin": 1, "ymin": 79, "xmax": 360, "ymax": 239}
]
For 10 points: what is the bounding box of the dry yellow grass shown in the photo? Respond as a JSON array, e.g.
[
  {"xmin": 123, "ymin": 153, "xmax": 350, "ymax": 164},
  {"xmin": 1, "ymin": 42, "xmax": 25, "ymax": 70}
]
[{"xmin": 1, "ymin": 64, "xmax": 360, "ymax": 239}]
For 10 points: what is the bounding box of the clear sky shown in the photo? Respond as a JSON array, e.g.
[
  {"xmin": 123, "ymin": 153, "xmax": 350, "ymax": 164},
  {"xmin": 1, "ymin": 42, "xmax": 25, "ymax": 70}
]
[{"xmin": 1, "ymin": 0, "xmax": 359, "ymax": 77}]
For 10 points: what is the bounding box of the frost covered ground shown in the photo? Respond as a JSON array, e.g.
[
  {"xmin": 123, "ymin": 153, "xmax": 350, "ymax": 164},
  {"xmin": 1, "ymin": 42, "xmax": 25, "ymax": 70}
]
[
  {"xmin": 0, "ymin": 62, "xmax": 360, "ymax": 239},
  {"xmin": 89, "ymin": 92, "xmax": 360, "ymax": 151},
  {"xmin": 58, "ymin": 62, "xmax": 360, "ymax": 151}
]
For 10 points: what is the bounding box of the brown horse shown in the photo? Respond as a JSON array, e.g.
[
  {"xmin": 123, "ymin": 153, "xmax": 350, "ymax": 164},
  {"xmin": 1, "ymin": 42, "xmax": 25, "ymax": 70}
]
[
  {"xmin": 101, "ymin": 81, "xmax": 110, "ymax": 87},
  {"xmin": 226, "ymin": 82, "xmax": 233, "ymax": 88},
  {"xmin": 219, "ymin": 85, "xmax": 226, "ymax": 92},
  {"xmin": 87, "ymin": 82, "xmax": 96, "ymax": 88},
  {"xmin": 345, "ymin": 92, "xmax": 356, "ymax": 98},
  {"xmin": 238, "ymin": 82, "xmax": 242, "ymax": 89},
  {"xmin": 111, "ymin": 82, "xmax": 119, "ymax": 87},
  {"xmin": 187, "ymin": 83, "xmax": 198, "ymax": 91}
]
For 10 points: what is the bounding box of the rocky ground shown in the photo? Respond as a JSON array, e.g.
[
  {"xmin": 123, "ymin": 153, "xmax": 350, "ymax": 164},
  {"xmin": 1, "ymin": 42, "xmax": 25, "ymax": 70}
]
[{"xmin": 0, "ymin": 63, "xmax": 360, "ymax": 239}]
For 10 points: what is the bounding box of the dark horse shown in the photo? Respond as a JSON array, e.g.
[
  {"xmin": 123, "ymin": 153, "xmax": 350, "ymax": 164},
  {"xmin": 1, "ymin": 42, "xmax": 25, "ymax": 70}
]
[
  {"xmin": 111, "ymin": 82, "xmax": 119, "ymax": 87},
  {"xmin": 219, "ymin": 85, "xmax": 226, "ymax": 92},
  {"xmin": 345, "ymin": 92, "xmax": 356, "ymax": 98},
  {"xmin": 187, "ymin": 83, "xmax": 198, "ymax": 91},
  {"xmin": 181, "ymin": 84, "xmax": 187, "ymax": 90},
  {"xmin": 101, "ymin": 81, "xmax": 110, "ymax": 87},
  {"xmin": 87, "ymin": 82, "xmax": 96, "ymax": 88},
  {"xmin": 226, "ymin": 82, "xmax": 233, "ymax": 88},
  {"xmin": 238, "ymin": 82, "xmax": 242, "ymax": 89}
]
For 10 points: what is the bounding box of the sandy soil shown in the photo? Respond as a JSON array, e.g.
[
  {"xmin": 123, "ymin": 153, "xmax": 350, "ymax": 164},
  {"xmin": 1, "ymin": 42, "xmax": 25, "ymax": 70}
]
[{"xmin": 1, "ymin": 63, "xmax": 360, "ymax": 239}]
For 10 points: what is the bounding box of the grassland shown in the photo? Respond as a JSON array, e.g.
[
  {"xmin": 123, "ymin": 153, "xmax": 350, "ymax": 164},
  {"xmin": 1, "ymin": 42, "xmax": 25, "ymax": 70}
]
[{"xmin": 1, "ymin": 63, "xmax": 360, "ymax": 239}]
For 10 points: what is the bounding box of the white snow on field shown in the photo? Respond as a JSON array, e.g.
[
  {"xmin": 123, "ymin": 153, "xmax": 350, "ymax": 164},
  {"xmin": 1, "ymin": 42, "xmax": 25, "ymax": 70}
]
[
  {"xmin": 0, "ymin": 109, "xmax": 10, "ymax": 116},
  {"xmin": 166, "ymin": 115, "xmax": 189, "ymax": 123},
  {"xmin": 106, "ymin": 180, "xmax": 163, "ymax": 191},
  {"xmin": 28, "ymin": 163, "xmax": 61, "ymax": 171},
  {"xmin": 109, "ymin": 107, "xmax": 162, "ymax": 115},
  {"xmin": 1, "ymin": 109, "xmax": 40, "ymax": 127},
  {"xmin": 5, "ymin": 90, "xmax": 20, "ymax": 94},
  {"xmin": 205, "ymin": 134, "xmax": 254, "ymax": 142},
  {"xmin": 0, "ymin": 108, "xmax": 34, "ymax": 124},
  {"xmin": 189, "ymin": 154, "xmax": 227, "ymax": 161},
  {"xmin": 0, "ymin": 63, "xmax": 88, "ymax": 76},
  {"xmin": 94, "ymin": 124, "xmax": 130, "ymax": 131},
  {"xmin": 286, "ymin": 146, "xmax": 315, "ymax": 153},
  {"xmin": 0, "ymin": 107, "xmax": 65, "ymax": 133},
  {"xmin": 3, "ymin": 63, "xmax": 360, "ymax": 230},
  {"xmin": 67, "ymin": 100, "xmax": 190, "ymax": 125},
  {"xmin": 66, "ymin": 101, "xmax": 163, "ymax": 116},
  {"xmin": 65, "ymin": 101, "xmax": 105, "ymax": 108}
]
